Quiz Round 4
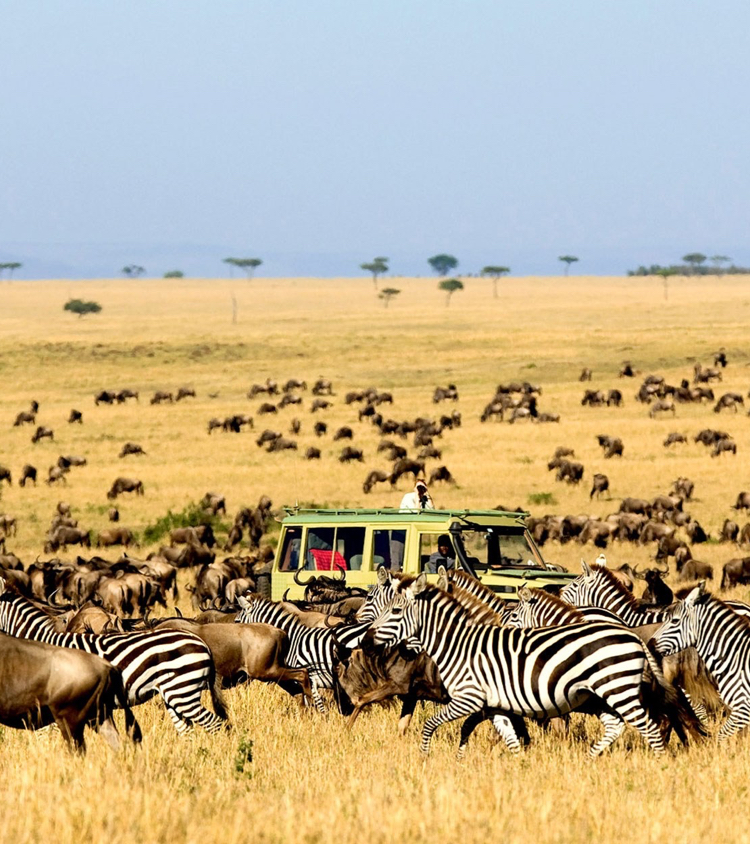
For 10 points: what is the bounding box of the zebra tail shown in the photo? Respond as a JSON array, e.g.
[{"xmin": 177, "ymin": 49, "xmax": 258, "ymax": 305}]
[
  {"xmin": 642, "ymin": 643, "xmax": 708, "ymax": 744},
  {"xmin": 209, "ymin": 662, "xmax": 230, "ymax": 724}
]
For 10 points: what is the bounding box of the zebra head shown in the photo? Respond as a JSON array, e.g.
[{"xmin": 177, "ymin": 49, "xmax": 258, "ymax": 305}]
[
  {"xmin": 560, "ymin": 559, "xmax": 600, "ymax": 606},
  {"xmin": 504, "ymin": 586, "xmax": 533, "ymax": 628},
  {"xmin": 653, "ymin": 585, "xmax": 704, "ymax": 655},
  {"xmin": 370, "ymin": 574, "xmax": 425, "ymax": 648},
  {"xmin": 355, "ymin": 566, "xmax": 398, "ymax": 622}
]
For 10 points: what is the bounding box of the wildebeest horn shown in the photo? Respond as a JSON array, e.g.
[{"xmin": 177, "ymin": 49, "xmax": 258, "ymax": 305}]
[
  {"xmin": 323, "ymin": 614, "xmax": 338, "ymax": 629},
  {"xmin": 334, "ymin": 566, "xmax": 346, "ymax": 581},
  {"xmin": 294, "ymin": 568, "xmax": 315, "ymax": 586},
  {"xmin": 632, "ymin": 564, "xmax": 646, "ymax": 580},
  {"xmin": 656, "ymin": 560, "xmax": 670, "ymax": 574},
  {"xmin": 282, "ymin": 588, "xmax": 290, "ymax": 601}
]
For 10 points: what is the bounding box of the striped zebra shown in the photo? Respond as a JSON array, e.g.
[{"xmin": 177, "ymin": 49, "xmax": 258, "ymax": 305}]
[
  {"xmin": 236, "ymin": 595, "xmax": 372, "ymax": 712},
  {"xmin": 370, "ymin": 574, "xmax": 681, "ymax": 757},
  {"xmin": 0, "ymin": 580, "xmax": 228, "ymax": 733},
  {"xmin": 507, "ymin": 586, "xmax": 625, "ymax": 627},
  {"xmin": 655, "ymin": 583, "xmax": 750, "ymax": 742},
  {"xmin": 440, "ymin": 569, "xmax": 516, "ymax": 623}
]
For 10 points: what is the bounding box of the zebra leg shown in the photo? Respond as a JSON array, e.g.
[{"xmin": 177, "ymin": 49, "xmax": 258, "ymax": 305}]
[
  {"xmin": 165, "ymin": 703, "xmax": 192, "ymax": 735},
  {"xmin": 601, "ymin": 697, "xmax": 666, "ymax": 756},
  {"xmin": 421, "ymin": 697, "xmax": 483, "ymax": 756},
  {"xmin": 310, "ymin": 678, "xmax": 328, "ymax": 714},
  {"xmin": 161, "ymin": 686, "xmax": 226, "ymax": 734},
  {"xmin": 717, "ymin": 706, "xmax": 750, "ymax": 742},
  {"xmin": 490, "ymin": 713, "xmax": 525, "ymax": 755},
  {"xmin": 589, "ymin": 712, "xmax": 625, "ymax": 757},
  {"xmin": 457, "ymin": 710, "xmax": 489, "ymax": 759}
]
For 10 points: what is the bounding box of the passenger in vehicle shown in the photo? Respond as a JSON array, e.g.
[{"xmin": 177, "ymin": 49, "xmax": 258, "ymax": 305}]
[{"xmin": 425, "ymin": 534, "xmax": 455, "ymax": 573}]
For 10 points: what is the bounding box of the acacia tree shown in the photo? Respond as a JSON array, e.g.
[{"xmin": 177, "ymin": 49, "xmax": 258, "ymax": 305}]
[
  {"xmin": 163, "ymin": 270, "xmax": 184, "ymax": 278},
  {"xmin": 64, "ymin": 298, "xmax": 102, "ymax": 317},
  {"xmin": 122, "ymin": 265, "xmax": 145, "ymax": 278},
  {"xmin": 682, "ymin": 253, "xmax": 707, "ymax": 275},
  {"xmin": 224, "ymin": 257, "xmax": 262, "ymax": 279},
  {"xmin": 481, "ymin": 265, "xmax": 510, "ymax": 298},
  {"xmin": 378, "ymin": 287, "xmax": 400, "ymax": 308},
  {"xmin": 558, "ymin": 255, "xmax": 579, "ymax": 276},
  {"xmin": 360, "ymin": 257, "xmax": 389, "ymax": 289},
  {"xmin": 428, "ymin": 254, "xmax": 459, "ymax": 276},
  {"xmin": 0, "ymin": 262, "xmax": 22, "ymax": 280},
  {"xmin": 710, "ymin": 255, "xmax": 731, "ymax": 275},
  {"xmin": 439, "ymin": 278, "xmax": 464, "ymax": 306}
]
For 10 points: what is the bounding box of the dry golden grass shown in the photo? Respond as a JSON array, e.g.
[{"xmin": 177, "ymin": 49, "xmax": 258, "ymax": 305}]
[{"xmin": 2, "ymin": 274, "xmax": 750, "ymax": 843}]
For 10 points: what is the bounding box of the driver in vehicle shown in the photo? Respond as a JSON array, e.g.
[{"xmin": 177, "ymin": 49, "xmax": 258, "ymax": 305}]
[{"xmin": 425, "ymin": 534, "xmax": 456, "ymax": 573}]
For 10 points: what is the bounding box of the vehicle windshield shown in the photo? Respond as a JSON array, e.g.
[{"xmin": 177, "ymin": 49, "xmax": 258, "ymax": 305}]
[{"xmin": 455, "ymin": 525, "xmax": 542, "ymax": 570}]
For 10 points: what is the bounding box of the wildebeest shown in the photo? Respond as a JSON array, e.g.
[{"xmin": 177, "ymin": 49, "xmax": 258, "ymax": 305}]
[
  {"xmin": 289, "ymin": 418, "xmax": 301, "ymax": 435},
  {"xmin": 619, "ymin": 361, "xmax": 635, "ymax": 378},
  {"xmin": 663, "ymin": 432, "xmax": 687, "ymax": 447},
  {"xmin": 721, "ymin": 557, "xmax": 750, "ymax": 590},
  {"xmin": 339, "ymin": 447, "xmax": 364, "ymax": 463},
  {"xmin": 363, "ymin": 470, "xmax": 390, "ymax": 494},
  {"xmin": 390, "ymin": 458, "xmax": 425, "ymax": 487},
  {"xmin": 58, "ymin": 455, "xmax": 87, "ymax": 470},
  {"xmin": 106, "ymin": 477, "xmax": 144, "ymax": 499},
  {"xmin": 314, "ymin": 421, "xmax": 328, "ymax": 437},
  {"xmin": 694, "ymin": 428, "xmax": 730, "ymax": 448},
  {"xmin": 311, "ymin": 399, "xmax": 332, "ymax": 412},
  {"xmin": 0, "ymin": 466, "xmax": 11, "ymax": 486},
  {"xmin": 596, "ymin": 435, "xmax": 623, "ymax": 458},
  {"xmin": 19, "ymin": 465, "xmax": 37, "ymax": 487},
  {"xmin": 200, "ymin": 493, "xmax": 226, "ymax": 516},
  {"xmin": 714, "ymin": 392, "xmax": 744, "ymax": 413},
  {"xmin": 720, "ymin": 519, "xmax": 740, "ymax": 544},
  {"xmin": 311, "ymin": 378, "xmax": 334, "ymax": 396},
  {"xmin": 550, "ymin": 458, "xmax": 584, "ymax": 484},
  {"xmin": 150, "ymin": 391, "xmax": 174, "ymax": 405},
  {"xmin": 0, "ymin": 515, "xmax": 17, "ymax": 537},
  {"xmin": 116, "ymin": 389, "xmax": 139, "ymax": 403},
  {"xmin": 735, "ymin": 492, "xmax": 750, "ymax": 512},
  {"xmin": 589, "ymin": 473, "xmax": 609, "ymax": 500},
  {"xmin": 13, "ymin": 410, "xmax": 36, "ymax": 426},
  {"xmin": 68, "ymin": 409, "xmax": 83, "ymax": 424},
  {"xmin": 94, "ymin": 390, "xmax": 117, "ymax": 405},
  {"xmin": 670, "ymin": 477, "xmax": 695, "ymax": 501},
  {"xmin": 428, "ymin": 465, "xmax": 455, "ymax": 485},
  {"xmin": 606, "ymin": 389, "xmax": 623, "ymax": 407},
  {"xmin": 108, "ymin": 507, "xmax": 120, "ymax": 522},
  {"xmin": 333, "ymin": 426, "xmax": 354, "ymax": 441},
  {"xmin": 257, "ymin": 402, "xmax": 278, "ymax": 415},
  {"xmin": 119, "ymin": 442, "xmax": 146, "ymax": 458},
  {"xmin": 579, "ymin": 368, "xmax": 592, "ymax": 382},
  {"xmin": 207, "ymin": 417, "xmax": 222, "ymax": 434},
  {"xmin": 278, "ymin": 393, "xmax": 302, "ymax": 408},
  {"xmin": 31, "ymin": 426, "xmax": 54, "ymax": 444},
  {"xmin": 45, "ymin": 526, "xmax": 91, "ymax": 553},
  {"xmin": 433, "ymin": 384, "xmax": 459, "ymax": 403},
  {"xmin": 284, "ymin": 379, "xmax": 307, "ymax": 392},
  {"xmin": 305, "ymin": 447, "xmax": 321, "ymax": 460},
  {"xmin": 176, "ymin": 387, "xmax": 196, "ymax": 401},
  {"xmin": 97, "ymin": 528, "xmax": 136, "ymax": 548},
  {"xmin": 635, "ymin": 565, "xmax": 673, "ymax": 606},
  {"xmin": 0, "ymin": 630, "xmax": 141, "ymax": 753},
  {"xmin": 46, "ymin": 466, "xmax": 68, "ymax": 485},
  {"xmin": 267, "ymin": 437, "xmax": 298, "ymax": 452},
  {"xmin": 247, "ymin": 379, "xmax": 279, "ymax": 398},
  {"xmin": 581, "ymin": 389, "xmax": 606, "ymax": 407},
  {"xmin": 649, "ymin": 399, "xmax": 676, "ymax": 418},
  {"xmin": 712, "ymin": 438, "xmax": 737, "ymax": 457},
  {"xmin": 256, "ymin": 429, "xmax": 281, "ymax": 447}
]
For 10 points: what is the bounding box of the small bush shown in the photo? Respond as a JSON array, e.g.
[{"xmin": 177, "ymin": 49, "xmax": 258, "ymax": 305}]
[
  {"xmin": 164, "ymin": 270, "xmax": 184, "ymax": 278},
  {"xmin": 527, "ymin": 492, "xmax": 557, "ymax": 507},
  {"xmin": 64, "ymin": 298, "xmax": 102, "ymax": 316}
]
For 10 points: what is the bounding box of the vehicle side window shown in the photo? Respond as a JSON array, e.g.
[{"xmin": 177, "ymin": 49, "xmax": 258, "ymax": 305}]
[
  {"xmin": 419, "ymin": 533, "xmax": 456, "ymax": 574},
  {"xmin": 373, "ymin": 529, "xmax": 407, "ymax": 571},
  {"xmin": 278, "ymin": 528, "xmax": 302, "ymax": 571},
  {"xmin": 304, "ymin": 526, "xmax": 366, "ymax": 571}
]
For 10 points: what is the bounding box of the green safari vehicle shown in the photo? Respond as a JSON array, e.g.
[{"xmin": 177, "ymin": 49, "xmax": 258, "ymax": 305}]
[{"xmin": 269, "ymin": 507, "xmax": 574, "ymax": 601}]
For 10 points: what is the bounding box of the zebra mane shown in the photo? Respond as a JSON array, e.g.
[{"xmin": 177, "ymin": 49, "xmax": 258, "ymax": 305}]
[
  {"xmin": 703, "ymin": 593, "xmax": 750, "ymax": 632},
  {"xmin": 402, "ymin": 581, "xmax": 493, "ymax": 626},
  {"xmin": 526, "ymin": 588, "xmax": 585, "ymax": 621},
  {"xmin": 449, "ymin": 570, "xmax": 500, "ymax": 605},
  {"xmin": 441, "ymin": 580, "xmax": 504, "ymax": 626},
  {"xmin": 591, "ymin": 564, "xmax": 643, "ymax": 610}
]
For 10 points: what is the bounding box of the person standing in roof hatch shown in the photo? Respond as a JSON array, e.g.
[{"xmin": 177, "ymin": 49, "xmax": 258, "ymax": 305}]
[{"xmin": 400, "ymin": 479, "xmax": 434, "ymax": 510}]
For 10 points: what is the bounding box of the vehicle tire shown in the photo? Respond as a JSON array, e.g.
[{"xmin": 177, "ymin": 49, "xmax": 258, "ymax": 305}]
[{"xmin": 256, "ymin": 572, "xmax": 272, "ymax": 600}]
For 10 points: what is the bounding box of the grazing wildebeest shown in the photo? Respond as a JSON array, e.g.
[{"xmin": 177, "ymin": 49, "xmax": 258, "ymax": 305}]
[
  {"xmin": 119, "ymin": 442, "xmax": 146, "ymax": 458},
  {"xmin": 419, "ymin": 445, "xmax": 442, "ymax": 460},
  {"xmin": 0, "ymin": 466, "xmax": 11, "ymax": 486},
  {"xmin": 278, "ymin": 393, "xmax": 302, "ymax": 408},
  {"xmin": 31, "ymin": 426, "xmax": 54, "ymax": 444},
  {"xmin": 649, "ymin": 399, "xmax": 676, "ymax": 418},
  {"xmin": 258, "ymin": 402, "xmax": 278, "ymax": 415},
  {"xmin": 339, "ymin": 447, "xmax": 364, "ymax": 463},
  {"xmin": 670, "ymin": 477, "xmax": 695, "ymax": 501},
  {"xmin": 606, "ymin": 389, "xmax": 623, "ymax": 407},
  {"xmin": 596, "ymin": 435, "xmax": 623, "ymax": 458},
  {"xmin": 333, "ymin": 426, "xmax": 354, "ymax": 441},
  {"xmin": 106, "ymin": 477, "xmax": 144, "ymax": 500},
  {"xmin": 58, "ymin": 455, "xmax": 87, "ymax": 470},
  {"xmin": 97, "ymin": 528, "xmax": 136, "ymax": 548},
  {"xmin": 363, "ymin": 470, "xmax": 390, "ymax": 494},
  {"xmin": 0, "ymin": 630, "xmax": 141, "ymax": 753},
  {"xmin": 721, "ymin": 557, "xmax": 750, "ymax": 590},
  {"xmin": 312, "ymin": 378, "xmax": 333, "ymax": 396},
  {"xmin": 581, "ymin": 389, "xmax": 606, "ymax": 407},
  {"xmin": 150, "ymin": 391, "xmax": 174, "ymax": 405},
  {"xmin": 267, "ymin": 437, "xmax": 298, "ymax": 452},
  {"xmin": 256, "ymin": 429, "xmax": 281, "ymax": 447},
  {"xmin": 68, "ymin": 409, "xmax": 83, "ymax": 424},
  {"xmin": 46, "ymin": 466, "xmax": 68, "ymax": 485},
  {"xmin": 552, "ymin": 458, "xmax": 584, "ymax": 484},
  {"xmin": 433, "ymin": 384, "xmax": 459, "ymax": 403},
  {"xmin": 284, "ymin": 379, "xmax": 307, "ymax": 392},
  {"xmin": 289, "ymin": 418, "xmax": 301, "ymax": 435},
  {"xmin": 305, "ymin": 447, "xmax": 321, "ymax": 460},
  {"xmin": 714, "ymin": 392, "xmax": 744, "ymax": 413},
  {"xmin": 19, "ymin": 465, "xmax": 37, "ymax": 487},
  {"xmin": 720, "ymin": 519, "xmax": 740, "ymax": 544},
  {"xmin": 0, "ymin": 515, "xmax": 17, "ymax": 537},
  {"xmin": 390, "ymin": 458, "xmax": 425, "ymax": 487},
  {"xmin": 589, "ymin": 473, "xmax": 609, "ymax": 500},
  {"xmin": 201, "ymin": 493, "xmax": 226, "ymax": 516},
  {"xmin": 176, "ymin": 387, "xmax": 196, "ymax": 401},
  {"xmin": 311, "ymin": 399, "xmax": 332, "ymax": 412},
  {"xmin": 45, "ymin": 527, "xmax": 91, "ymax": 553},
  {"xmin": 207, "ymin": 417, "xmax": 222, "ymax": 434},
  {"xmin": 314, "ymin": 421, "xmax": 328, "ymax": 437},
  {"xmin": 428, "ymin": 465, "xmax": 455, "ymax": 485},
  {"xmin": 619, "ymin": 361, "xmax": 635, "ymax": 377},
  {"xmin": 663, "ymin": 432, "xmax": 687, "ymax": 447},
  {"xmin": 712, "ymin": 438, "xmax": 737, "ymax": 457},
  {"xmin": 94, "ymin": 390, "xmax": 117, "ymax": 405},
  {"xmin": 115, "ymin": 389, "xmax": 139, "ymax": 403},
  {"xmin": 13, "ymin": 410, "xmax": 36, "ymax": 427},
  {"xmin": 108, "ymin": 507, "xmax": 120, "ymax": 522},
  {"xmin": 247, "ymin": 379, "xmax": 279, "ymax": 398},
  {"xmin": 579, "ymin": 368, "xmax": 592, "ymax": 382}
]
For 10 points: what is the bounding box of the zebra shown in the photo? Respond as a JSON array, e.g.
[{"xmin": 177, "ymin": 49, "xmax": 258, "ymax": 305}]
[
  {"xmin": 0, "ymin": 580, "xmax": 228, "ymax": 733},
  {"xmin": 655, "ymin": 583, "xmax": 750, "ymax": 742},
  {"xmin": 439, "ymin": 568, "xmax": 515, "ymax": 623},
  {"xmin": 236, "ymin": 595, "xmax": 372, "ymax": 712},
  {"xmin": 506, "ymin": 586, "xmax": 626, "ymax": 627},
  {"xmin": 370, "ymin": 574, "xmax": 683, "ymax": 757}
]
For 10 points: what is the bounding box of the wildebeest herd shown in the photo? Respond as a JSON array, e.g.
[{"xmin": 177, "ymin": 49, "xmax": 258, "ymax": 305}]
[{"xmin": 2, "ymin": 350, "xmax": 750, "ymax": 758}]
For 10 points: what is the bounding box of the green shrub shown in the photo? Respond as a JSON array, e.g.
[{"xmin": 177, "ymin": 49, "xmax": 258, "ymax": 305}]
[
  {"xmin": 527, "ymin": 492, "xmax": 557, "ymax": 507},
  {"xmin": 64, "ymin": 298, "xmax": 102, "ymax": 316}
]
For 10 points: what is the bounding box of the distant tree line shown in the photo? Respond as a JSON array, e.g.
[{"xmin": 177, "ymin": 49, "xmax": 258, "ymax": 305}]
[{"xmin": 628, "ymin": 254, "xmax": 747, "ymax": 277}]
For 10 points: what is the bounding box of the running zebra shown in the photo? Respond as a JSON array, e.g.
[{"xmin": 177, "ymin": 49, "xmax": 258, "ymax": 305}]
[
  {"xmin": 371, "ymin": 574, "xmax": 685, "ymax": 757},
  {"xmin": 236, "ymin": 595, "xmax": 372, "ymax": 712},
  {"xmin": 0, "ymin": 580, "xmax": 228, "ymax": 733},
  {"xmin": 655, "ymin": 584, "xmax": 750, "ymax": 742}
]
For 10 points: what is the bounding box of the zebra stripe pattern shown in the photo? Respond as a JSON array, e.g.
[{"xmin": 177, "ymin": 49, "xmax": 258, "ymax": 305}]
[
  {"xmin": 0, "ymin": 582, "xmax": 227, "ymax": 733},
  {"xmin": 655, "ymin": 585, "xmax": 750, "ymax": 742},
  {"xmin": 371, "ymin": 575, "xmax": 669, "ymax": 757},
  {"xmin": 507, "ymin": 586, "xmax": 625, "ymax": 628}
]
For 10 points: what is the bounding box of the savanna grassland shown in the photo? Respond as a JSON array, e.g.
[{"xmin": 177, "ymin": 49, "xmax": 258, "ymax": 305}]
[{"xmin": 2, "ymin": 274, "xmax": 750, "ymax": 844}]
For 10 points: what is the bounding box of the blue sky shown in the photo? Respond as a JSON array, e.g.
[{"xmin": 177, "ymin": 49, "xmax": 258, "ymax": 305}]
[{"xmin": 1, "ymin": 0, "xmax": 748, "ymax": 278}]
